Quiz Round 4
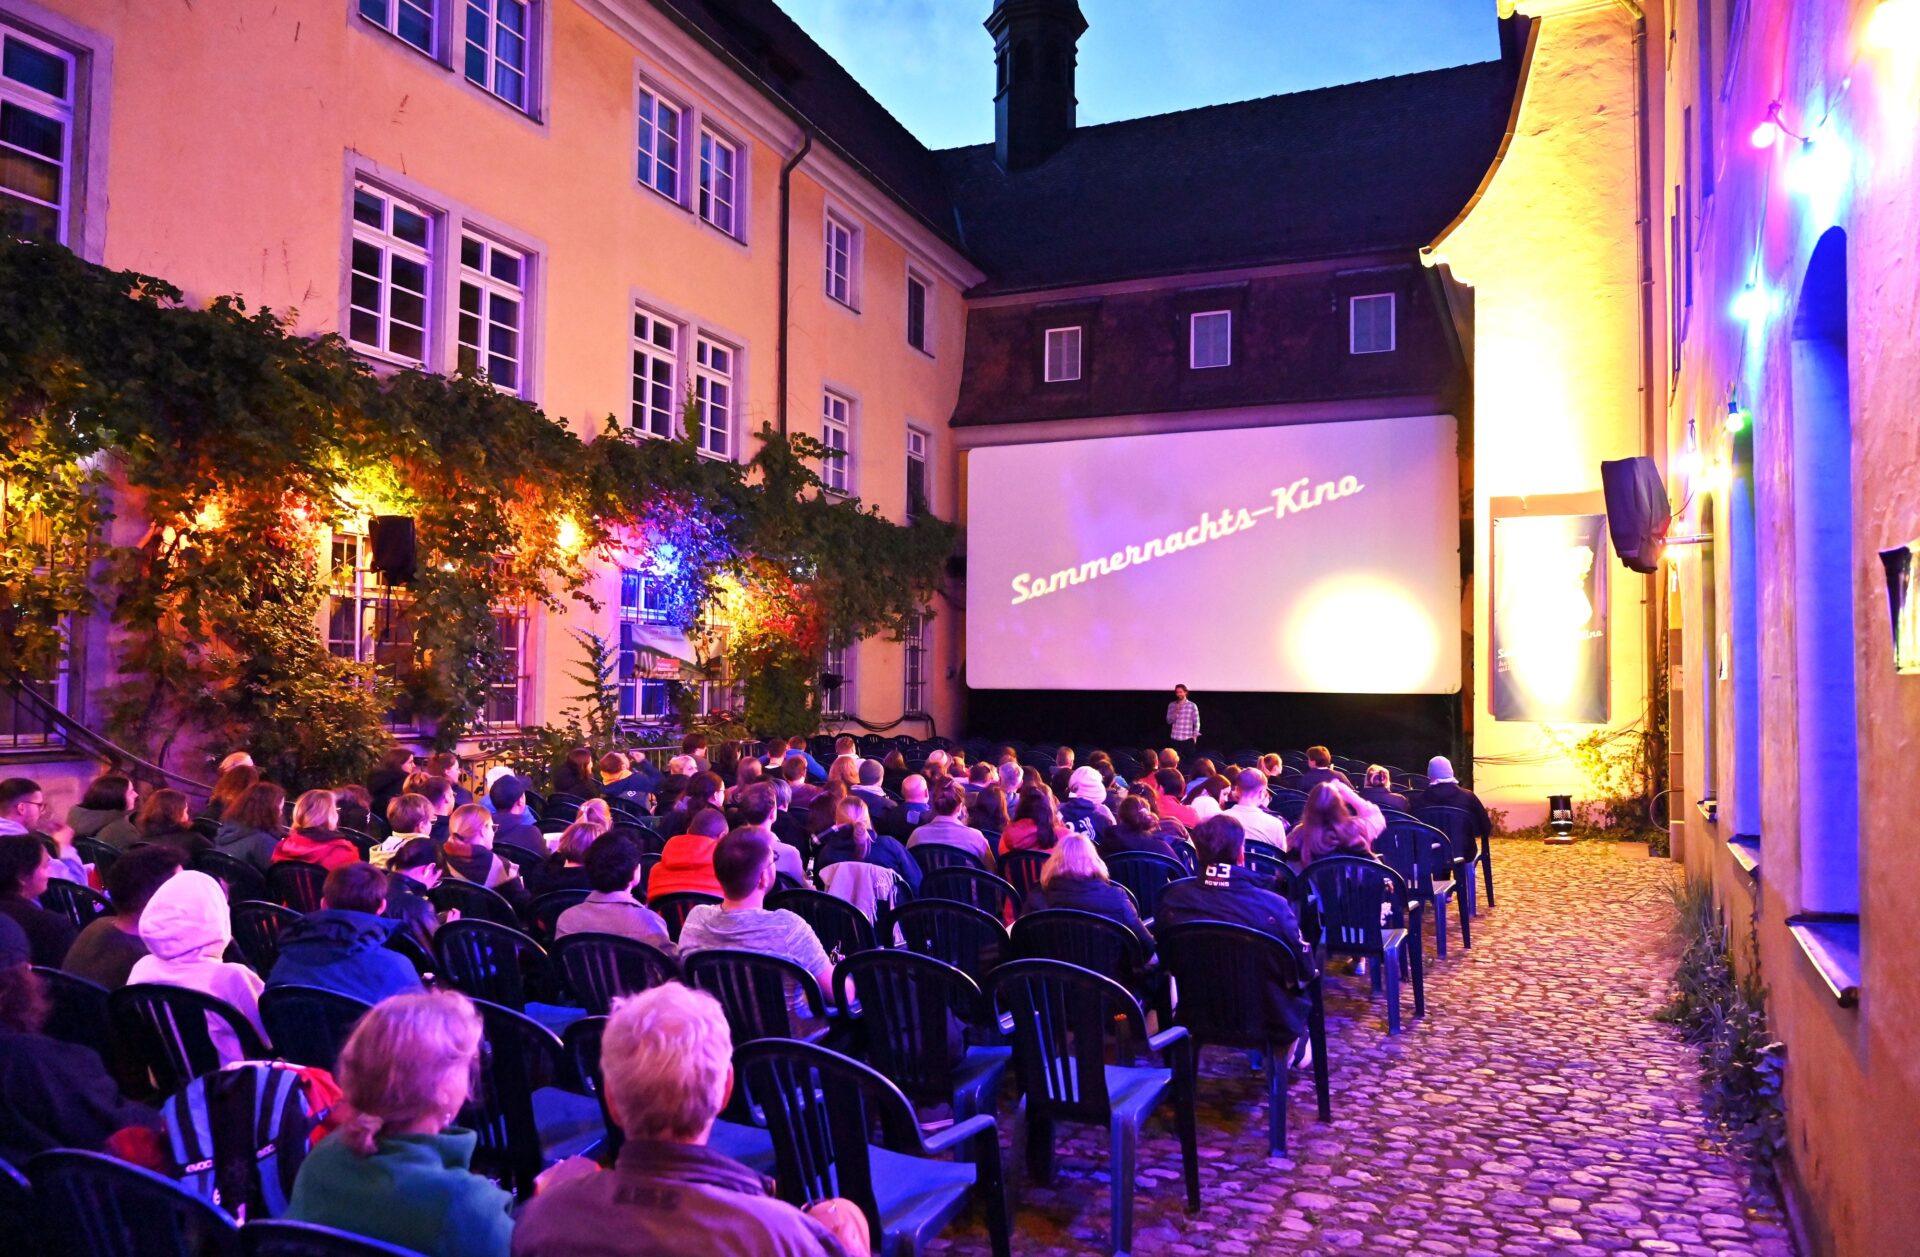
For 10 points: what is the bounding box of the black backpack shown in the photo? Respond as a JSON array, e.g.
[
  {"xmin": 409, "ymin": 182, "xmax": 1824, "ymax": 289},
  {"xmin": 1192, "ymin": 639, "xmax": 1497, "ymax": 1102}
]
[{"xmin": 162, "ymin": 1061, "xmax": 316, "ymax": 1220}]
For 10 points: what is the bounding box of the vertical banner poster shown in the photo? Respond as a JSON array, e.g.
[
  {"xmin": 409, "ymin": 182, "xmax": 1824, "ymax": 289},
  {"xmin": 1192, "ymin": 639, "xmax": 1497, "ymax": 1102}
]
[{"xmin": 1491, "ymin": 513, "xmax": 1609, "ymax": 722}]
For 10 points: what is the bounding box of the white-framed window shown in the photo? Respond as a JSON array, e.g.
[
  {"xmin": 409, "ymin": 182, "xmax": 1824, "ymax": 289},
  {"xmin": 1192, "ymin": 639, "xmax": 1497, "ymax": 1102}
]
[
  {"xmin": 906, "ymin": 427, "xmax": 929, "ymax": 522},
  {"xmin": 481, "ymin": 609, "xmax": 526, "ymax": 727},
  {"xmin": 1043, "ymin": 326, "xmax": 1081, "ymax": 382},
  {"xmin": 1190, "ymin": 310, "xmax": 1231, "ymax": 369},
  {"xmin": 824, "ymin": 213, "xmax": 857, "ymax": 308},
  {"xmin": 463, "ymin": 0, "xmax": 531, "ymax": 112},
  {"xmin": 0, "ymin": 485, "xmax": 70, "ymax": 749},
  {"xmin": 616, "ymin": 568, "xmax": 672, "ymax": 722},
  {"xmin": 357, "ymin": 0, "xmax": 435, "ymax": 55},
  {"xmin": 1, "ymin": 21, "xmax": 77, "ymax": 244},
  {"xmin": 636, "ymin": 85, "xmax": 682, "ymax": 202},
  {"xmin": 698, "ymin": 127, "xmax": 738, "ymax": 236},
  {"xmin": 903, "ymin": 613, "xmax": 928, "ymax": 715},
  {"xmin": 1350, "ymin": 293, "xmax": 1396, "ymax": 354},
  {"xmin": 693, "ymin": 335, "xmax": 735, "ymax": 458},
  {"xmin": 821, "ymin": 391, "xmax": 852, "ymax": 493},
  {"xmin": 326, "ymin": 527, "xmax": 419, "ymax": 729},
  {"xmin": 349, "ymin": 182, "xmax": 434, "ymax": 365},
  {"xmin": 905, "ymin": 270, "xmax": 931, "ymax": 353},
  {"xmin": 457, "ymin": 233, "xmax": 526, "ymax": 393},
  {"xmin": 823, "ymin": 640, "xmax": 854, "ymax": 719},
  {"xmin": 630, "ymin": 306, "xmax": 680, "ymax": 439}
]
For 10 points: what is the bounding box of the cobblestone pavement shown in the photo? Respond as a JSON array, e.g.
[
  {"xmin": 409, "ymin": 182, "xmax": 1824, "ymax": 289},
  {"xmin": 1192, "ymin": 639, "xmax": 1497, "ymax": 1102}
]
[{"xmin": 928, "ymin": 840, "xmax": 1796, "ymax": 1256}]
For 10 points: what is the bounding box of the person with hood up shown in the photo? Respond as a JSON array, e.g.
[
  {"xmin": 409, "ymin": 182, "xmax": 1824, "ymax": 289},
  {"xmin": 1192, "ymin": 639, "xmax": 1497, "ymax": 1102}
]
[
  {"xmin": 267, "ymin": 862, "xmax": 422, "ymax": 1005},
  {"xmin": 1059, "ymin": 766, "xmax": 1117, "ymax": 846},
  {"xmin": 129, "ymin": 869, "xmax": 268, "ymax": 1063},
  {"xmin": 272, "ymin": 790, "xmax": 360, "ymax": 872}
]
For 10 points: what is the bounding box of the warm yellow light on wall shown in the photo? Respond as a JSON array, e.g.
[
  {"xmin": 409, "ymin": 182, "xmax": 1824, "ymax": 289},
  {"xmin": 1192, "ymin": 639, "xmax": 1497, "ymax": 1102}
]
[{"xmin": 555, "ymin": 514, "xmax": 584, "ymax": 553}]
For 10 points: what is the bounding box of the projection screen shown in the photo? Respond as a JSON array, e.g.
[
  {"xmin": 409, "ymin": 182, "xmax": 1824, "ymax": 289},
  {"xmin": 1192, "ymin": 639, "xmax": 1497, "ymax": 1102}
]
[{"xmin": 966, "ymin": 415, "xmax": 1462, "ymax": 693}]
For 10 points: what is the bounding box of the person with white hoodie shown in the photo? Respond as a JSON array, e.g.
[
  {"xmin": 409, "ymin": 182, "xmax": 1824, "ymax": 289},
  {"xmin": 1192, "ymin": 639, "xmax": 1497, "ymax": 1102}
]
[{"xmin": 128, "ymin": 870, "xmax": 268, "ymax": 1063}]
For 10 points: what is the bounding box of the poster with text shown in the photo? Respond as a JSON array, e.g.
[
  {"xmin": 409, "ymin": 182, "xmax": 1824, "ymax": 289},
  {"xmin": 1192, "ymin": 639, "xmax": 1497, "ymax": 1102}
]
[{"xmin": 1491, "ymin": 513, "xmax": 1609, "ymax": 722}]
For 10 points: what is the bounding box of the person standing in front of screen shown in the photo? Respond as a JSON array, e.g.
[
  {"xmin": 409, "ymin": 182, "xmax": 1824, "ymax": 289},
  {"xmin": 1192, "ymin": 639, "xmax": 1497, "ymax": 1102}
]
[{"xmin": 1166, "ymin": 685, "xmax": 1201, "ymax": 760}]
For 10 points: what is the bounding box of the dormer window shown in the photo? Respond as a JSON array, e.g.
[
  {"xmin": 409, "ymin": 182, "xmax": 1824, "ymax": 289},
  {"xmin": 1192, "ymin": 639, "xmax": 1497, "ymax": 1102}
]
[{"xmin": 1044, "ymin": 326, "xmax": 1082, "ymax": 382}]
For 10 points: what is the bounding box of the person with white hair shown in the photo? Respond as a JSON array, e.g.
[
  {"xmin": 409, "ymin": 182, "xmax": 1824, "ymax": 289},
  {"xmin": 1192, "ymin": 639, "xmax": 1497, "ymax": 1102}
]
[
  {"xmin": 512, "ymin": 983, "xmax": 870, "ymax": 1257},
  {"xmin": 217, "ymin": 750, "xmax": 254, "ymax": 775},
  {"xmin": 1412, "ymin": 756, "xmax": 1493, "ymax": 844}
]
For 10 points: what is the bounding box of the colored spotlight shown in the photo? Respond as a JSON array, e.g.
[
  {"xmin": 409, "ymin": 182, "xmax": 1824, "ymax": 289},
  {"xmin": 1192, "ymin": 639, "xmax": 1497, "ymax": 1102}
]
[
  {"xmin": 1869, "ymin": 0, "xmax": 1920, "ymax": 50},
  {"xmin": 1731, "ymin": 283, "xmax": 1771, "ymax": 326},
  {"xmin": 1749, "ymin": 119, "xmax": 1780, "ymax": 148}
]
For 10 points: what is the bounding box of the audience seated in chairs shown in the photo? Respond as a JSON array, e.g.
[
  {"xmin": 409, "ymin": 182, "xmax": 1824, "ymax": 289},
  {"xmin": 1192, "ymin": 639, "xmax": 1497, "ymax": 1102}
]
[
  {"xmin": 971, "ymin": 782, "xmax": 1011, "ymax": 846},
  {"xmin": 416, "ymin": 778, "xmax": 458, "ymax": 842},
  {"xmin": 998, "ymin": 785, "xmax": 1068, "ymax": 857},
  {"xmin": 62, "ymin": 846, "xmax": 185, "ymax": 990},
  {"xmin": 1157, "ymin": 815, "xmax": 1315, "ymax": 1052},
  {"xmin": 384, "ymin": 838, "xmax": 446, "ymax": 951},
  {"xmin": 599, "ymin": 752, "xmax": 655, "ymax": 809},
  {"xmin": 677, "ymin": 828, "xmax": 835, "ymax": 1020},
  {"xmin": 732, "ymin": 783, "xmax": 807, "ymax": 884},
  {"xmin": 198, "ymin": 764, "xmax": 261, "ymax": 825},
  {"xmin": 1360, "ymin": 765, "xmax": 1412, "ymax": 815},
  {"xmin": 554, "ymin": 833, "xmax": 673, "ymax": 947},
  {"xmin": 513, "ymin": 982, "xmax": 870, "ymax": 1257},
  {"xmin": 1224, "ymin": 769, "xmax": 1292, "ymax": 852},
  {"xmin": 334, "ymin": 784, "xmax": 377, "ymax": 838},
  {"xmin": 526, "ymin": 822, "xmax": 597, "ymax": 899},
  {"xmin": 1186, "ymin": 771, "xmax": 1230, "ymax": 821},
  {"xmin": 1290, "ymin": 782, "xmax": 1387, "ymax": 866},
  {"xmin": 648, "ymin": 806, "xmax": 729, "ymax": 902},
  {"xmin": 1101, "ymin": 795, "xmax": 1180, "ymax": 863},
  {"xmin": 65, "ymin": 774, "xmax": 138, "ymax": 847},
  {"xmin": 489, "ymin": 777, "xmax": 545, "ymax": 852},
  {"xmin": 128, "ymin": 869, "xmax": 267, "ymax": 1064},
  {"xmin": 0, "ymin": 833, "xmax": 77, "ymax": 967},
  {"xmin": 0, "ymin": 914, "xmax": 162, "ymax": 1166},
  {"xmin": 285, "ymin": 989, "xmax": 515, "ymax": 1257},
  {"xmin": 1414, "ymin": 757, "xmax": 1494, "ymax": 840},
  {"xmin": 574, "ymin": 798, "xmax": 614, "ymax": 838},
  {"xmin": 814, "ymin": 796, "xmax": 919, "ymax": 896},
  {"xmin": 372, "ymin": 792, "xmax": 435, "ymax": 867},
  {"xmin": 131, "ymin": 789, "xmax": 210, "ymax": 859},
  {"xmin": 906, "ymin": 782, "xmax": 995, "ymax": 869},
  {"xmin": 1297, "ymin": 746, "xmax": 1353, "ymax": 792},
  {"xmin": 550, "ymin": 747, "xmax": 603, "ymax": 801},
  {"xmin": 1059, "ymin": 767, "xmax": 1116, "ymax": 846},
  {"xmin": 423, "ymin": 751, "xmax": 474, "ymax": 808},
  {"xmin": 366, "ymin": 746, "xmax": 416, "ymax": 824},
  {"xmin": 267, "ymin": 862, "xmax": 423, "ymax": 1005},
  {"xmin": 212, "ymin": 781, "xmax": 286, "ymax": 873},
  {"xmin": 442, "ymin": 804, "xmax": 531, "ymax": 915},
  {"xmin": 272, "ymin": 790, "xmax": 359, "ymax": 872},
  {"xmin": 1019, "ymin": 831, "xmax": 1154, "ymax": 951},
  {"xmin": 657, "ymin": 772, "xmax": 727, "ymax": 841},
  {"xmin": 1153, "ymin": 768, "xmax": 1200, "ymax": 829}
]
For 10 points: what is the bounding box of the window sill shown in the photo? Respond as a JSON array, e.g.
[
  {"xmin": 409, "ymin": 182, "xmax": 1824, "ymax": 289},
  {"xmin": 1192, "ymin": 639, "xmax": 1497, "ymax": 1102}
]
[
  {"xmin": 1785, "ymin": 914, "xmax": 1861, "ymax": 1009},
  {"xmin": 1695, "ymin": 797, "xmax": 1719, "ymax": 825},
  {"xmin": 1726, "ymin": 834, "xmax": 1760, "ymax": 880},
  {"xmin": 827, "ymin": 294, "xmax": 861, "ymax": 317}
]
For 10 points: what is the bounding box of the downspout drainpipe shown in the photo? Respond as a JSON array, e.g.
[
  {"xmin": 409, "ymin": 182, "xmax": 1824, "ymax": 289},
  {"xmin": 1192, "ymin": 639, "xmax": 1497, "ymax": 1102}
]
[{"xmin": 776, "ymin": 130, "xmax": 816, "ymax": 437}]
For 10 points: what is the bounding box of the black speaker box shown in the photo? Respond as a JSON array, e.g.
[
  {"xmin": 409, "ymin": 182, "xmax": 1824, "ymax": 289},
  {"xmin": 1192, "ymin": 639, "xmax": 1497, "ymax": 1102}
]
[
  {"xmin": 1599, "ymin": 456, "xmax": 1670, "ymax": 574},
  {"xmin": 368, "ymin": 515, "xmax": 417, "ymax": 585}
]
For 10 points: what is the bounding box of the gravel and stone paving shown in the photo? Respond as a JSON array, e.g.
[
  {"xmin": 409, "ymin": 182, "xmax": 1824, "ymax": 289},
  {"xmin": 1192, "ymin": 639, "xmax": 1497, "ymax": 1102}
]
[{"xmin": 928, "ymin": 839, "xmax": 1796, "ymax": 1256}]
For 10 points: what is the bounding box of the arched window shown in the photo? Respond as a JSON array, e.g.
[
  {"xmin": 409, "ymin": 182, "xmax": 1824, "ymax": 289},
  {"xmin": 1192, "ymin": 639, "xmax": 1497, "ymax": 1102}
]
[{"xmin": 1789, "ymin": 227, "xmax": 1858, "ymax": 914}]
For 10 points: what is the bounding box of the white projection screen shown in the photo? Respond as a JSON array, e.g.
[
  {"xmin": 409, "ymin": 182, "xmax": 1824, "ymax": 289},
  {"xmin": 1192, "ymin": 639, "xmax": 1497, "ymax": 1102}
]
[{"xmin": 966, "ymin": 415, "xmax": 1462, "ymax": 693}]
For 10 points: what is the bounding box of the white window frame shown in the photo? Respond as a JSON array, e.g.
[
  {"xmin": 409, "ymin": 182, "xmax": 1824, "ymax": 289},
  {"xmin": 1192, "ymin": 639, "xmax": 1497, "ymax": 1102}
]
[
  {"xmin": 616, "ymin": 568, "xmax": 672, "ymax": 723},
  {"xmin": 479, "ymin": 608, "xmax": 527, "ymax": 728},
  {"xmin": 630, "ymin": 305, "xmax": 680, "ymax": 439},
  {"xmin": 349, "ymin": 181, "xmax": 435, "ymax": 366},
  {"xmin": 824, "ymin": 211, "xmax": 858, "ymax": 309},
  {"xmin": 823, "ymin": 640, "xmax": 855, "ymax": 720},
  {"xmin": 0, "ymin": 19, "xmax": 77, "ymax": 246},
  {"xmin": 0, "ymin": 482, "xmax": 70, "ymax": 749},
  {"xmin": 1349, "ymin": 292, "xmax": 1397, "ymax": 354},
  {"xmin": 1189, "ymin": 310, "xmax": 1232, "ymax": 369},
  {"xmin": 462, "ymin": 0, "xmax": 534, "ymax": 113},
  {"xmin": 698, "ymin": 126, "xmax": 740, "ymax": 237},
  {"xmin": 821, "ymin": 391, "xmax": 853, "ymax": 494},
  {"xmin": 356, "ymin": 0, "xmax": 437, "ymax": 57},
  {"xmin": 693, "ymin": 334, "xmax": 737, "ymax": 459},
  {"xmin": 905, "ymin": 268, "xmax": 932, "ymax": 354},
  {"xmin": 456, "ymin": 231, "xmax": 528, "ymax": 394},
  {"xmin": 325, "ymin": 526, "xmax": 420, "ymax": 731},
  {"xmin": 903, "ymin": 613, "xmax": 929, "ymax": 715},
  {"xmin": 636, "ymin": 82, "xmax": 683, "ymax": 203},
  {"xmin": 1043, "ymin": 326, "xmax": 1082, "ymax": 383},
  {"xmin": 905, "ymin": 426, "xmax": 930, "ymax": 521}
]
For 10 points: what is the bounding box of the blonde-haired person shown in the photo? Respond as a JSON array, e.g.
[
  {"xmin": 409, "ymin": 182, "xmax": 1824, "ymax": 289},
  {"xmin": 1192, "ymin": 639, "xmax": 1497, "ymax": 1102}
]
[
  {"xmin": 441, "ymin": 804, "xmax": 530, "ymax": 915},
  {"xmin": 812, "ymin": 795, "xmax": 920, "ymax": 893},
  {"xmin": 575, "ymin": 798, "xmax": 613, "ymax": 837},
  {"xmin": 513, "ymin": 983, "xmax": 869, "ymax": 1256},
  {"xmin": 1017, "ymin": 830, "xmax": 1153, "ymax": 950},
  {"xmin": 286, "ymin": 990, "xmax": 514, "ymax": 1257},
  {"xmin": 825, "ymin": 754, "xmax": 862, "ymax": 793},
  {"xmin": 527, "ymin": 820, "xmax": 598, "ymax": 899},
  {"xmin": 1291, "ymin": 781, "xmax": 1387, "ymax": 866},
  {"xmin": 271, "ymin": 789, "xmax": 359, "ymax": 871}
]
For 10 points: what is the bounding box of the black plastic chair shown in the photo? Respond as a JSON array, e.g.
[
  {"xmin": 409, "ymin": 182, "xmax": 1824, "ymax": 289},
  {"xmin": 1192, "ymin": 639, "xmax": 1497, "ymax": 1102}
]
[
  {"xmin": 193, "ymin": 851, "xmax": 270, "ymax": 905},
  {"xmin": 258, "ymin": 986, "xmax": 372, "ymax": 1071},
  {"xmin": 1011, "ymin": 909, "xmax": 1169, "ymax": 1051},
  {"xmin": 464, "ymin": 999, "xmax": 603, "ymax": 1200},
  {"xmin": 30, "ymin": 1148, "xmax": 242, "ymax": 1257},
  {"xmin": 540, "ymin": 793, "xmax": 586, "ymax": 828},
  {"xmin": 1304, "ymin": 855, "xmax": 1424, "ymax": 1034},
  {"xmin": 242, "ymin": 1219, "xmax": 421, "ymax": 1257},
  {"xmin": 41, "ymin": 880, "xmax": 114, "ymax": 930},
  {"xmin": 1104, "ymin": 851, "xmax": 1186, "ymax": 924},
  {"xmin": 737, "ymin": 1038, "xmax": 1012, "ymax": 1257},
  {"xmin": 526, "ymin": 890, "xmax": 591, "ymax": 943},
  {"xmin": 75, "ymin": 837, "xmax": 120, "ymax": 873},
  {"xmin": 1374, "ymin": 819, "xmax": 1468, "ymax": 956},
  {"xmin": 833, "ymin": 949, "xmax": 1010, "ymax": 1122},
  {"xmin": 1244, "ymin": 837, "xmax": 1285, "ymax": 866},
  {"xmin": 1416, "ymin": 804, "xmax": 1491, "ymax": 916},
  {"xmin": 0, "ymin": 1155, "xmax": 34, "ymax": 1252},
  {"xmin": 648, "ymin": 891, "xmax": 720, "ymax": 942},
  {"xmin": 683, "ymin": 948, "xmax": 833, "ymax": 1045},
  {"xmin": 110, "ymin": 984, "xmax": 269, "ymax": 1097},
  {"xmin": 34, "ymin": 965, "xmax": 113, "ymax": 1051},
  {"xmin": 909, "ymin": 844, "xmax": 978, "ymax": 878},
  {"xmin": 434, "ymin": 918, "xmax": 555, "ymax": 1010},
  {"xmin": 266, "ymin": 863, "xmax": 327, "ymax": 914},
  {"xmin": 427, "ymin": 878, "xmax": 520, "ymax": 928},
  {"xmin": 1158, "ymin": 922, "xmax": 1329, "ymax": 1155},
  {"xmin": 562, "ymin": 1016, "xmax": 774, "ymax": 1173},
  {"xmin": 492, "ymin": 843, "xmax": 547, "ymax": 882},
  {"xmin": 886, "ymin": 899, "xmax": 1011, "ymax": 991},
  {"xmin": 336, "ymin": 829, "xmax": 375, "ymax": 860},
  {"xmin": 634, "ymin": 851, "xmax": 662, "ymax": 897},
  {"xmin": 551, "ymin": 932, "xmax": 680, "ymax": 1015},
  {"xmin": 995, "ymin": 849, "xmax": 1047, "ymax": 903},
  {"xmin": 918, "ymin": 865, "xmax": 1019, "ymax": 919},
  {"xmin": 230, "ymin": 902, "xmax": 302, "ymax": 976},
  {"xmin": 989, "ymin": 960, "xmax": 1199, "ymax": 1254},
  {"xmin": 768, "ymin": 887, "xmax": 876, "ymax": 959}
]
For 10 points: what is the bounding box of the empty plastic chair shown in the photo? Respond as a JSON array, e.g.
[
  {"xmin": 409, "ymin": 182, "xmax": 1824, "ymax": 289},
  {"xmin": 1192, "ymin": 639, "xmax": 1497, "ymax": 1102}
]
[
  {"xmin": 463, "ymin": 999, "xmax": 604, "ymax": 1200},
  {"xmin": 258, "ymin": 986, "xmax": 372, "ymax": 1071},
  {"xmin": 265, "ymin": 864, "xmax": 327, "ymax": 914},
  {"xmin": 918, "ymin": 866, "xmax": 1019, "ymax": 920},
  {"xmin": 1303, "ymin": 855, "xmax": 1424, "ymax": 1034},
  {"xmin": 550, "ymin": 933, "xmax": 679, "ymax": 1016},
  {"xmin": 30, "ymin": 1147, "xmax": 242, "ymax": 1257},
  {"xmin": 525, "ymin": 890, "xmax": 590, "ymax": 944},
  {"xmin": 833, "ymin": 949, "xmax": 1010, "ymax": 1123},
  {"xmin": 433, "ymin": 919, "xmax": 554, "ymax": 1011}
]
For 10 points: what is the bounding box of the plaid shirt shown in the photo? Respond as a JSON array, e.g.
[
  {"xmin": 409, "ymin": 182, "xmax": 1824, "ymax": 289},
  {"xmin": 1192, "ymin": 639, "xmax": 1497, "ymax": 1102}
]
[{"xmin": 1166, "ymin": 698, "xmax": 1200, "ymax": 741}]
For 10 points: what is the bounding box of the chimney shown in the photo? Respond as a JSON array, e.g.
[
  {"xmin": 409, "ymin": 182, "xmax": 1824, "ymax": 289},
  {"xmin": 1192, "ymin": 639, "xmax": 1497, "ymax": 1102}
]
[{"xmin": 986, "ymin": 0, "xmax": 1088, "ymax": 172}]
